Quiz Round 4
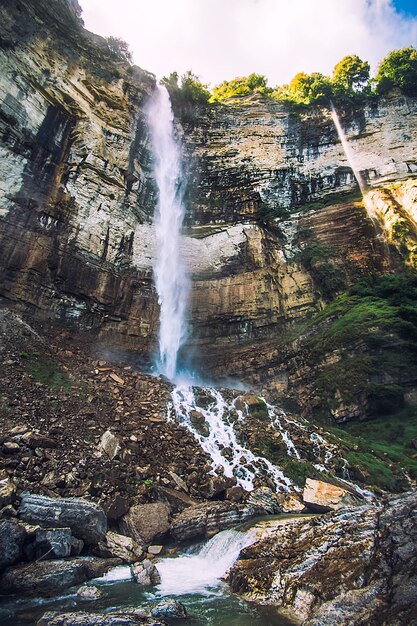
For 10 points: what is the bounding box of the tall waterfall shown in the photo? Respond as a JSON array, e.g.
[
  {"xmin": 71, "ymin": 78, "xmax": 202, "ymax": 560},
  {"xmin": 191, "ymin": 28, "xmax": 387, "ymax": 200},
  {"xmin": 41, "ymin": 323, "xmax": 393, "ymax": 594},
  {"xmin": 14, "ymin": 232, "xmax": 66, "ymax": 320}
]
[
  {"xmin": 146, "ymin": 85, "xmax": 189, "ymax": 380},
  {"xmin": 330, "ymin": 102, "xmax": 367, "ymax": 196}
]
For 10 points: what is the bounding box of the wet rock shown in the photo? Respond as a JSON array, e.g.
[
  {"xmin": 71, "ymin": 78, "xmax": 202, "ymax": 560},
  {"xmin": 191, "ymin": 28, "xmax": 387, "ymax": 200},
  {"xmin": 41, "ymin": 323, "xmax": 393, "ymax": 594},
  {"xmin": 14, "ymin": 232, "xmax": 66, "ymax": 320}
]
[
  {"xmin": 99, "ymin": 430, "xmax": 121, "ymax": 460},
  {"xmin": 132, "ymin": 559, "xmax": 161, "ymax": 586},
  {"xmin": 302, "ymin": 478, "xmax": 362, "ymax": 513},
  {"xmin": 34, "ymin": 527, "xmax": 72, "ymax": 559},
  {"xmin": 247, "ymin": 486, "xmax": 281, "ymax": 514},
  {"xmin": 0, "ymin": 520, "xmax": 26, "ymax": 570},
  {"xmin": 147, "ymin": 545, "xmax": 163, "ymax": 556},
  {"xmin": 93, "ymin": 531, "xmax": 144, "ymax": 563},
  {"xmin": 76, "ymin": 584, "xmax": 105, "ymax": 600},
  {"xmin": 225, "ymin": 486, "xmax": 245, "ymax": 502},
  {"xmin": 19, "ymin": 494, "xmax": 107, "ymax": 545},
  {"xmin": 228, "ymin": 491, "xmax": 417, "ymax": 625},
  {"xmin": 170, "ymin": 501, "xmax": 258, "ymax": 543},
  {"xmin": 0, "ymin": 557, "xmax": 120, "ymax": 596},
  {"xmin": 198, "ymin": 475, "xmax": 236, "ymax": 499},
  {"xmin": 150, "ymin": 598, "xmax": 187, "ymax": 619},
  {"xmin": 121, "ymin": 503, "xmax": 170, "ymax": 545},
  {"xmin": 37, "ymin": 612, "xmax": 168, "ymax": 625},
  {"xmin": 71, "ymin": 537, "xmax": 84, "ymax": 556}
]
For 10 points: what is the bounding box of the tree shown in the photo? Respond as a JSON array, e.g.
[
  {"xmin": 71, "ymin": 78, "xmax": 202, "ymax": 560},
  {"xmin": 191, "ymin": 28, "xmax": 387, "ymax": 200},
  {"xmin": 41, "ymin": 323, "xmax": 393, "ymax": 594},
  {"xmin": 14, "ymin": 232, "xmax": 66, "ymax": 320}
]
[
  {"xmin": 284, "ymin": 72, "xmax": 333, "ymax": 105},
  {"xmin": 162, "ymin": 71, "xmax": 210, "ymax": 105},
  {"xmin": 332, "ymin": 55, "xmax": 370, "ymax": 93},
  {"xmin": 105, "ymin": 37, "xmax": 133, "ymax": 63},
  {"xmin": 375, "ymin": 47, "xmax": 417, "ymax": 96},
  {"xmin": 211, "ymin": 73, "xmax": 270, "ymax": 101}
]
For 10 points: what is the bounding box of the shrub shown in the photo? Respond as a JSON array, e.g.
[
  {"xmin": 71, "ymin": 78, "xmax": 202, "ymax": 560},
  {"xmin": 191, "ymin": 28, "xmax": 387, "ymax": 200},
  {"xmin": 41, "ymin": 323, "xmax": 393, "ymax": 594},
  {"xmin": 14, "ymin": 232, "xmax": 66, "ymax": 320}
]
[{"xmin": 375, "ymin": 47, "xmax": 417, "ymax": 96}]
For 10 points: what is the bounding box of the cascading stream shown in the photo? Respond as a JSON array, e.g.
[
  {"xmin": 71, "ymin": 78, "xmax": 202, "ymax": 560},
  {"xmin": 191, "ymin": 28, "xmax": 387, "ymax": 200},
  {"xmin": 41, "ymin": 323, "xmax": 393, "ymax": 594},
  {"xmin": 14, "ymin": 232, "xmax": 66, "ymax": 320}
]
[
  {"xmin": 330, "ymin": 101, "xmax": 367, "ymax": 195},
  {"xmin": 146, "ymin": 85, "xmax": 189, "ymax": 381}
]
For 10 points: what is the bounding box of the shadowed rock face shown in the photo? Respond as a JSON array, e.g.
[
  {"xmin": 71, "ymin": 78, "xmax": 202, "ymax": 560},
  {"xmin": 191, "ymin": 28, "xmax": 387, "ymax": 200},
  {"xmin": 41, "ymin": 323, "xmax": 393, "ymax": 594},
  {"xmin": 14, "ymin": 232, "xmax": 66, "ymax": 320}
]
[
  {"xmin": 1, "ymin": 0, "xmax": 417, "ymax": 393},
  {"xmin": 228, "ymin": 491, "xmax": 417, "ymax": 625}
]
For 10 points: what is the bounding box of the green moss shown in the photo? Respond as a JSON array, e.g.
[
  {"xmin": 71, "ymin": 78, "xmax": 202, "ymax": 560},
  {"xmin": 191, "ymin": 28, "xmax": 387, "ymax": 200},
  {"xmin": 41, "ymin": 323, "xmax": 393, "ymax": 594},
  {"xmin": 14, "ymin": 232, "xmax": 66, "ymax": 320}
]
[
  {"xmin": 26, "ymin": 356, "xmax": 72, "ymax": 391},
  {"xmin": 281, "ymin": 460, "xmax": 323, "ymax": 487}
]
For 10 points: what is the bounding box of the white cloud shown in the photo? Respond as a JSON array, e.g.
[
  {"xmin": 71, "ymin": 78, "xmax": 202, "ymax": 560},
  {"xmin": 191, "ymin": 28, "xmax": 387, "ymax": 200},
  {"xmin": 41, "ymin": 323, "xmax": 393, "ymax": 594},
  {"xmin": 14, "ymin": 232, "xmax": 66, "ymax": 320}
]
[{"xmin": 79, "ymin": 0, "xmax": 417, "ymax": 87}]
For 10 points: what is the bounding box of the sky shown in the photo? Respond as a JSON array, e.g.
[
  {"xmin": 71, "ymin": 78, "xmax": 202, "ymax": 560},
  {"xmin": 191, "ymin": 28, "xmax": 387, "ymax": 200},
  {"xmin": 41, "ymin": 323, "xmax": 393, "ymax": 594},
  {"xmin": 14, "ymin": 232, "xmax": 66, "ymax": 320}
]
[{"xmin": 80, "ymin": 0, "xmax": 417, "ymax": 88}]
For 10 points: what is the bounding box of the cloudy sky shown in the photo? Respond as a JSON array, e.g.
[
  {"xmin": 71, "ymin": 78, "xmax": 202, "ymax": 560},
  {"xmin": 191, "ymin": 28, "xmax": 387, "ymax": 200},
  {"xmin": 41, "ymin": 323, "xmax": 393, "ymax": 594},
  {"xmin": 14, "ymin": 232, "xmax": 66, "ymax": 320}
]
[{"xmin": 80, "ymin": 0, "xmax": 417, "ymax": 88}]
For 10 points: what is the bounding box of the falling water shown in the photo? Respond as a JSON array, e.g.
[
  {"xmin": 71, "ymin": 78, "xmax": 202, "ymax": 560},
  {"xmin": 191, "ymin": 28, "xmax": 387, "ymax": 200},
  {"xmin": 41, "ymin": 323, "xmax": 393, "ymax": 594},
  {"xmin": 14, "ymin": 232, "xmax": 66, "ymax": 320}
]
[
  {"xmin": 146, "ymin": 85, "xmax": 189, "ymax": 380},
  {"xmin": 330, "ymin": 102, "xmax": 367, "ymax": 196}
]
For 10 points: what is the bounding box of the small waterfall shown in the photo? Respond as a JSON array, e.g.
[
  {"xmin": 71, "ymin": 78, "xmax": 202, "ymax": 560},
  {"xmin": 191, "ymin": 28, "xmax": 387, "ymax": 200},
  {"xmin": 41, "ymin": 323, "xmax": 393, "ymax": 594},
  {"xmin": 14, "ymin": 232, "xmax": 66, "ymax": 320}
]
[
  {"xmin": 170, "ymin": 385, "xmax": 294, "ymax": 492},
  {"xmin": 146, "ymin": 85, "xmax": 189, "ymax": 380},
  {"xmin": 330, "ymin": 102, "xmax": 368, "ymax": 196},
  {"xmin": 156, "ymin": 528, "xmax": 256, "ymax": 596}
]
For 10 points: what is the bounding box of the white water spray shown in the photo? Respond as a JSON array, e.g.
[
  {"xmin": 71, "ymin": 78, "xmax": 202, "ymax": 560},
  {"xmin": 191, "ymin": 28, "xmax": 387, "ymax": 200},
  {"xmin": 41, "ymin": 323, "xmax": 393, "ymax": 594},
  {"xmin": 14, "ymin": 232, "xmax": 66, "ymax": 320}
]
[
  {"xmin": 156, "ymin": 528, "xmax": 256, "ymax": 596},
  {"xmin": 330, "ymin": 102, "xmax": 367, "ymax": 196},
  {"xmin": 146, "ymin": 85, "xmax": 189, "ymax": 380}
]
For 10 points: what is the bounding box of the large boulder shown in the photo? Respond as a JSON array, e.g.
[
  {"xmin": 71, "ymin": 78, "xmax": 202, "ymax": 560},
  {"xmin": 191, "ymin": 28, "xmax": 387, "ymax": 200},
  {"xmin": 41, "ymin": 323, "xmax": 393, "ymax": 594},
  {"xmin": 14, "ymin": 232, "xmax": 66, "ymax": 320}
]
[
  {"xmin": 34, "ymin": 528, "xmax": 72, "ymax": 560},
  {"xmin": 170, "ymin": 501, "xmax": 258, "ymax": 543},
  {"xmin": 0, "ymin": 521, "xmax": 26, "ymax": 570},
  {"xmin": 150, "ymin": 599, "xmax": 187, "ymax": 620},
  {"xmin": 19, "ymin": 494, "xmax": 107, "ymax": 545},
  {"xmin": 302, "ymin": 478, "xmax": 363, "ymax": 513},
  {"xmin": 37, "ymin": 612, "xmax": 168, "ymax": 625},
  {"xmin": 228, "ymin": 491, "xmax": 417, "ymax": 625},
  {"xmin": 121, "ymin": 503, "xmax": 170, "ymax": 546},
  {"xmin": 0, "ymin": 557, "xmax": 120, "ymax": 596}
]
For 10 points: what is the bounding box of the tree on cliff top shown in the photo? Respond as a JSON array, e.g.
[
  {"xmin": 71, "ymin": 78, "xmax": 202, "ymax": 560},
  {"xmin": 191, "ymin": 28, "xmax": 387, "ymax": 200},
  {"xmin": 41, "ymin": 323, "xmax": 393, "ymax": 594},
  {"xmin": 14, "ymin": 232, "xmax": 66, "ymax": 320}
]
[
  {"xmin": 332, "ymin": 55, "xmax": 370, "ymax": 93},
  {"xmin": 211, "ymin": 73, "xmax": 271, "ymax": 101},
  {"xmin": 276, "ymin": 72, "xmax": 333, "ymax": 106},
  {"xmin": 105, "ymin": 36, "xmax": 133, "ymax": 64},
  {"xmin": 375, "ymin": 47, "xmax": 417, "ymax": 97},
  {"xmin": 161, "ymin": 71, "xmax": 211, "ymax": 104}
]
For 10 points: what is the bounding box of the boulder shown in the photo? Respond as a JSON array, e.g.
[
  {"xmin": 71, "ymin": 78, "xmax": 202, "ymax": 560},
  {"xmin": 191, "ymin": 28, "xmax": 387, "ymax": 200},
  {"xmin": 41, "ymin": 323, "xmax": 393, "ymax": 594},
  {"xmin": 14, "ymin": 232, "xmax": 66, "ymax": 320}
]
[
  {"xmin": 131, "ymin": 559, "xmax": 161, "ymax": 586},
  {"xmin": 155, "ymin": 486, "xmax": 199, "ymax": 512},
  {"xmin": 37, "ymin": 612, "xmax": 168, "ymax": 625},
  {"xmin": 302, "ymin": 478, "xmax": 362, "ymax": 513},
  {"xmin": 0, "ymin": 520, "xmax": 26, "ymax": 570},
  {"xmin": 121, "ymin": 503, "xmax": 170, "ymax": 545},
  {"xmin": 99, "ymin": 431, "xmax": 121, "ymax": 460},
  {"xmin": 150, "ymin": 599, "xmax": 187, "ymax": 620},
  {"xmin": 104, "ymin": 494, "xmax": 130, "ymax": 521},
  {"xmin": 170, "ymin": 501, "xmax": 258, "ymax": 543},
  {"xmin": 93, "ymin": 531, "xmax": 144, "ymax": 563},
  {"xmin": 0, "ymin": 478, "xmax": 16, "ymax": 508},
  {"xmin": 0, "ymin": 557, "xmax": 120, "ymax": 596},
  {"xmin": 77, "ymin": 585, "xmax": 105, "ymax": 600},
  {"xmin": 19, "ymin": 494, "xmax": 107, "ymax": 545},
  {"xmin": 247, "ymin": 486, "xmax": 281, "ymax": 514},
  {"xmin": 34, "ymin": 528, "xmax": 72, "ymax": 559}
]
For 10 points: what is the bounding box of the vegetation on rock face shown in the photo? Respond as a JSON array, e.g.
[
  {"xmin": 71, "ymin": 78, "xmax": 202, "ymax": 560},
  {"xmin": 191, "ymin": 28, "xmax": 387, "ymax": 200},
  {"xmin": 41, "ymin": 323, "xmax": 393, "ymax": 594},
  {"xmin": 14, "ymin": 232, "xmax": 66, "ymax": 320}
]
[
  {"xmin": 375, "ymin": 47, "xmax": 417, "ymax": 97},
  {"xmin": 162, "ymin": 71, "xmax": 211, "ymax": 105},
  {"xmin": 210, "ymin": 73, "xmax": 271, "ymax": 102},
  {"xmin": 104, "ymin": 36, "xmax": 133, "ymax": 63}
]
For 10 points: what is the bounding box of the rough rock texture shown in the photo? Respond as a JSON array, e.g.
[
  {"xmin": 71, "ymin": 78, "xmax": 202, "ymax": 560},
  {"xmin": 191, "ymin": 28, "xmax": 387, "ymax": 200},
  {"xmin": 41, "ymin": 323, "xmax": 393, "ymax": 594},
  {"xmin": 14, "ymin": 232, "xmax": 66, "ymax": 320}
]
[
  {"xmin": 0, "ymin": 556, "xmax": 120, "ymax": 595},
  {"xmin": 228, "ymin": 491, "xmax": 417, "ymax": 625},
  {"xmin": 37, "ymin": 613, "xmax": 168, "ymax": 626},
  {"xmin": 93, "ymin": 530, "xmax": 144, "ymax": 563},
  {"xmin": 33, "ymin": 527, "xmax": 72, "ymax": 559},
  {"xmin": 120, "ymin": 503, "xmax": 171, "ymax": 546},
  {"xmin": 302, "ymin": 478, "xmax": 363, "ymax": 513},
  {"xmin": 0, "ymin": 520, "xmax": 26, "ymax": 570},
  {"xmin": 19, "ymin": 494, "xmax": 107, "ymax": 544},
  {"xmin": 132, "ymin": 559, "xmax": 161, "ymax": 586},
  {"xmin": 150, "ymin": 599, "xmax": 187, "ymax": 620}
]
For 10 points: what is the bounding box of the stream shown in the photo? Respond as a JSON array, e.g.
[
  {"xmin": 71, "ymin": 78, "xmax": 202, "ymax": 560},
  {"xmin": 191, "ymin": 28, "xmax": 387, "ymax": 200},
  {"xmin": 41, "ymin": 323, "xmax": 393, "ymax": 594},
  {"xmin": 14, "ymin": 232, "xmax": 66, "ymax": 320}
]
[{"xmin": 0, "ymin": 526, "xmax": 296, "ymax": 626}]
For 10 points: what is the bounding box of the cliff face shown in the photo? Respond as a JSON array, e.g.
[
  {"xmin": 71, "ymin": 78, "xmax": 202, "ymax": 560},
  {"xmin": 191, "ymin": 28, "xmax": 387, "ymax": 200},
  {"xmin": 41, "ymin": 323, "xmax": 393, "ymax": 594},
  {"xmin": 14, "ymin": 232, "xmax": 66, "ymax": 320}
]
[{"xmin": 1, "ymin": 0, "xmax": 417, "ymax": 418}]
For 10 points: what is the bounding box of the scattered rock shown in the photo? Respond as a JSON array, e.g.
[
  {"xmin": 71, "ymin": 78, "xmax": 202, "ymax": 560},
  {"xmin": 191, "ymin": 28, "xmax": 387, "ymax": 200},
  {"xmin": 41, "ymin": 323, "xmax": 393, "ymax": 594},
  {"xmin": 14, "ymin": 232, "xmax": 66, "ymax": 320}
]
[
  {"xmin": 36, "ymin": 611, "xmax": 167, "ymax": 625},
  {"xmin": 77, "ymin": 584, "xmax": 105, "ymax": 600},
  {"xmin": 277, "ymin": 493, "xmax": 305, "ymax": 513},
  {"xmin": 104, "ymin": 494, "xmax": 130, "ymax": 521},
  {"xmin": 302, "ymin": 478, "xmax": 362, "ymax": 513},
  {"xmin": 121, "ymin": 503, "xmax": 170, "ymax": 545},
  {"xmin": 2, "ymin": 441, "xmax": 20, "ymax": 454},
  {"xmin": 132, "ymin": 559, "xmax": 161, "ymax": 586},
  {"xmin": 150, "ymin": 598, "xmax": 187, "ymax": 620},
  {"xmin": 19, "ymin": 494, "xmax": 107, "ymax": 545},
  {"xmin": 34, "ymin": 528, "xmax": 72, "ymax": 560},
  {"xmin": 109, "ymin": 373, "xmax": 125, "ymax": 385},
  {"xmin": 147, "ymin": 545, "xmax": 163, "ymax": 556},
  {"xmin": 0, "ymin": 478, "xmax": 16, "ymax": 508},
  {"xmin": 225, "ymin": 486, "xmax": 245, "ymax": 502},
  {"xmin": 94, "ymin": 531, "xmax": 144, "ymax": 563},
  {"xmin": 0, "ymin": 520, "xmax": 26, "ymax": 570},
  {"xmin": 155, "ymin": 486, "xmax": 199, "ymax": 512},
  {"xmin": 21, "ymin": 432, "xmax": 58, "ymax": 449},
  {"xmin": 99, "ymin": 431, "xmax": 121, "ymax": 460},
  {"xmin": 0, "ymin": 557, "xmax": 120, "ymax": 595}
]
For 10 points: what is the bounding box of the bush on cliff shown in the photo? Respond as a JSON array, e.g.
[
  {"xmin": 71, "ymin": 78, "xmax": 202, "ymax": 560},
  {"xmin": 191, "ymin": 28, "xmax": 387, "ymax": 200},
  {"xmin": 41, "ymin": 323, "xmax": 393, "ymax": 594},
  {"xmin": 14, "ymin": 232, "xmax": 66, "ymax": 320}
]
[
  {"xmin": 375, "ymin": 47, "xmax": 417, "ymax": 97},
  {"xmin": 211, "ymin": 73, "xmax": 271, "ymax": 101}
]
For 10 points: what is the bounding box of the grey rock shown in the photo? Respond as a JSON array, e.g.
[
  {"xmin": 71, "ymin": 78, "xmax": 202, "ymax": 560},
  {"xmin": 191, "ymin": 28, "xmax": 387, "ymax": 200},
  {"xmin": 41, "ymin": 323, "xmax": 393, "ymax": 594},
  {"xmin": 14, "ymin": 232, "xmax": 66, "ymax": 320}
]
[
  {"xmin": 150, "ymin": 598, "xmax": 187, "ymax": 619},
  {"xmin": 34, "ymin": 527, "xmax": 72, "ymax": 559},
  {"xmin": 0, "ymin": 557, "xmax": 120, "ymax": 596},
  {"xmin": 19, "ymin": 494, "xmax": 107, "ymax": 545},
  {"xmin": 76, "ymin": 584, "xmax": 105, "ymax": 600},
  {"xmin": 71, "ymin": 536, "xmax": 84, "ymax": 556},
  {"xmin": 0, "ymin": 478, "xmax": 16, "ymax": 508},
  {"xmin": 0, "ymin": 520, "xmax": 26, "ymax": 570},
  {"xmin": 93, "ymin": 531, "xmax": 144, "ymax": 563},
  {"xmin": 131, "ymin": 559, "xmax": 161, "ymax": 586},
  {"xmin": 37, "ymin": 612, "xmax": 168, "ymax": 625}
]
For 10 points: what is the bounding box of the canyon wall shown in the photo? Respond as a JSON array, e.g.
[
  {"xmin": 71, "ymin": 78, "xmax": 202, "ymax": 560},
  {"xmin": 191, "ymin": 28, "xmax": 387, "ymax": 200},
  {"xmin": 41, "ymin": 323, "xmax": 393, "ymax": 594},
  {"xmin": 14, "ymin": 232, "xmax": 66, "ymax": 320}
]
[{"xmin": 1, "ymin": 0, "xmax": 417, "ymax": 398}]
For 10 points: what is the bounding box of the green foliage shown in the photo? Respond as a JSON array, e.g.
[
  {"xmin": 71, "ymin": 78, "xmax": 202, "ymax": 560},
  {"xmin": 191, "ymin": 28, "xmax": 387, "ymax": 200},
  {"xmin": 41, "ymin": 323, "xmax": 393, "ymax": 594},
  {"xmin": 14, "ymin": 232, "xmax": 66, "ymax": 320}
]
[
  {"xmin": 295, "ymin": 241, "xmax": 346, "ymax": 300},
  {"xmin": 332, "ymin": 55, "xmax": 370, "ymax": 94},
  {"xmin": 26, "ymin": 356, "xmax": 72, "ymax": 391},
  {"xmin": 162, "ymin": 70, "xmax": 211, "ymax": 105},
  {"xmin": 375, "ymin": 47, "xmax": 417, "ymax": 96},
  {"xmin": 281, "ymin": 460, "xmax": 322, "ymax": 487},
  {"xmin": 105, "ymin": 36, "xmax": 133, "ymax": 63},
  {"xmin": 277, "ymin": 72, "xmax": 333, "ymax": 106},
  {"xmin": 211, "ymin": 73, "xmax": 271, "ymax": 102}
]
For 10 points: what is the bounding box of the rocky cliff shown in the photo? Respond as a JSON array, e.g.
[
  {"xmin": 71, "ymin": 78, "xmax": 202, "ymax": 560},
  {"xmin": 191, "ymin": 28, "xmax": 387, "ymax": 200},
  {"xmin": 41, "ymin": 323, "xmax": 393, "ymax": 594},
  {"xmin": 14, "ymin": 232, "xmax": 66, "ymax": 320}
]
[{"xmin": 1, "ymin": 0, "xmax": 417, "ymax": 421}]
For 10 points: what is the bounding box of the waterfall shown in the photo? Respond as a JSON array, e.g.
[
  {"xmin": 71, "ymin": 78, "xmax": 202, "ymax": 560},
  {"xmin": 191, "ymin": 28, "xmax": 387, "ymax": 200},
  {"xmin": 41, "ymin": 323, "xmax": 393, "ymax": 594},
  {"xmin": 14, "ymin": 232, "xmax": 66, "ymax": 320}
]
[
  {"xmin": 146, "ymin": 85, "xmax": 189, "ymax": 381},
  {"xmin": 330, "ymin": 102, "xmax": 367, "ymax": 196},
  {"xmin": 156, "ymin": 528, "xmax": 256, "ymax": 596}
]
